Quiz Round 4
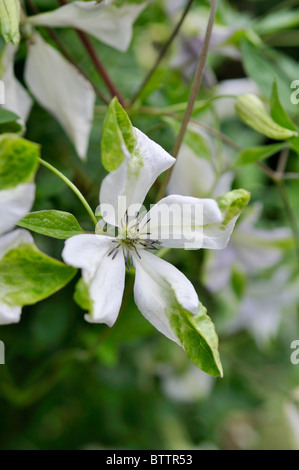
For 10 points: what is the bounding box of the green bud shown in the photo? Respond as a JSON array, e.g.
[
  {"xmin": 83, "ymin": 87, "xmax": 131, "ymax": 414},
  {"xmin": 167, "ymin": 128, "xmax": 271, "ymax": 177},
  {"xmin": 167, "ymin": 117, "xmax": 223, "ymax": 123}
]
[
  {"xmin": 235, "ymin": 94, "xmax": 298, "ymax": 141},
  {"xmin": 0, "ymin": 0, "xmax": 21, "ymax": 45}
]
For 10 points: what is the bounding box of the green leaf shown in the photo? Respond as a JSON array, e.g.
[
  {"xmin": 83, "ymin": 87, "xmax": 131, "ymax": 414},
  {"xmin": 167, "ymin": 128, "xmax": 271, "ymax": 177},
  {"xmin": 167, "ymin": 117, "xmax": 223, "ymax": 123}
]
[
  {"xmin": 217, "ymin": 189, "xmax": 251, "ymax": 228},
  {"xmin": 0, "ymin": 108, "xmax": 22, "ymax": 134},
  {"xmin": 114, "ymin": 0, "xmax": 146, "ymax": 5},
  {"xmin": 240, "ymin": 39, "xmax": 296, "ymax": 113},
  {"xmin": 164, "ymin": 116, "xmax": 211, "ymax": 160},
  {"xmin": 0, "ymin": 243, "xmax": 77, "ymax": 307},
  {"xmin": 270, "ymin": 78, "xmax": 299, "ymax": 155},
  {"xmin": 101, "ymin": 97, "xmax": 136, "ymax": 172},
  {"xmin": 136, "ymin": 68, "xmax": 166, "ymax": 103},
  {"xmin": 270, "ymin": 78, "xmax": 297, "ymax": 131},
  {"xmin": 170, "ymin": 302, "xmax": 223, "ymax": 377},
  {"xmin": 0, "ymin": 108, "xmax": 19, "ymax": 124},
  {"xmin": 234, "ymin": 142, "xmax": 287, "ymax": 167},
  {"xmin": 18, "ymin": 211, "xmax": 85, "ymax": 239},
  {"xmin": 235, "ymin": 94, "xmax": 298, "ymax": 140},
  {"xmin": 0, "ymin": 134, "xmax": 40, "ymax": 190},
  {"xmin": 255, "ymin": 8, "xmax": 299, "ymax": 36},
  {"xmin": 0, "ymin": 0, "xmax": 20, "ymax": 45},
  {"xmin": 231, "ymin": 269, "xmax": 247, "ymax": 300}
]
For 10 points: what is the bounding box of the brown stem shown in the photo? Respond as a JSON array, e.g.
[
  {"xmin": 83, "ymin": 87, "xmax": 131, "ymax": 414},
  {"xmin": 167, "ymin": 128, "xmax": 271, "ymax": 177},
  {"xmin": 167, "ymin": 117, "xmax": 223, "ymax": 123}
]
[
  {"xmin": 156, "ymin": 0, "xmax": 218, "ymax": 201},
  {"xmin": 57, "ymin": 0, "xmax": 125, "ymax": 106},
  {"xmin": 277, "ymin": 181, "xmax": 299, "ymax": 264},
  {"xmin": 129, "ymin": 0, "xmax": 195, "ymax": 106}
]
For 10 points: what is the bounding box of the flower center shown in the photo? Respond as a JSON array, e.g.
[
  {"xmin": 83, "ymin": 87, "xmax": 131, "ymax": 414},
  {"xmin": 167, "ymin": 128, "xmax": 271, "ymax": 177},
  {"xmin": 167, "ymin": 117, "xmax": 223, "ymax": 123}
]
[{"xmin": 107, "ymin": 210, "xmax": 161, "ymax": 269}]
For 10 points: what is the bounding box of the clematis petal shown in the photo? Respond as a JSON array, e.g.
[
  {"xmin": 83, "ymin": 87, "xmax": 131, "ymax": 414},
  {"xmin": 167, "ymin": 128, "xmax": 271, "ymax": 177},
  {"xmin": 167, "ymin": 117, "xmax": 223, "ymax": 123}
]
[
  {"xmin": 0, "ymin": 302, "xmax": 21, "ymax": 325},
  {"xmin": 234, "ymin": 227, "xmax": 292, "ymax": 272},
  {"xmin": 133, "ymin": 250, "xmax": 199, "ymax": 344},
  {"xmin": 25, "ymin": 34, "xmax": 95, "ymax": 159},
  {"xmin": 62, "ymin": 234, "xmax": 125, "ymax": 327},
  {"xmin": 100, "ymin": 127, "xmax": 175, "ymax": 226},
  {"xmin": 201, "ymin": 189, "xmax": 250, "ymax": 250},
  {"xmin": 27, "ymin": 0, "xmax": 147, "ymax": 52},
  {"xmin": 0, "ymin": 44, "xmax": 33, "ymax": 124},
  {"xmin": 227, "ymin": 269, "xmax": 299, "ymax": 345},
  {"xmin": 167, "ymin": 144, "xmax": 216, "ymax": 198},
  {"xmin": 233, "ymin": 203, "xmax": 292, "ymax": 273},
  {"xmin": 204, "ymin": 246, "xmax": 237, "ymax": 292},
  {"xmin": 0, "ymin": 183, "xmax": 35, "ymax": 235},
  {"xmin": 139, "ymin": 194, "xmax": 223, "ymax": 249}
]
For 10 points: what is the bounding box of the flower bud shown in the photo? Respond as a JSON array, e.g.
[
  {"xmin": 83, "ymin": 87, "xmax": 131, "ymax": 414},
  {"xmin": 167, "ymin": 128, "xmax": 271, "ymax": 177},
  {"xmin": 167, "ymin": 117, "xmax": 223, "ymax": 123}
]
[
  {"xmin": 0, "ymin": 0, "xmax": 20, "ymax": 45},
  {"xmin": 235, "ymin": 94, "xmax": 298, "ymax": 140}
]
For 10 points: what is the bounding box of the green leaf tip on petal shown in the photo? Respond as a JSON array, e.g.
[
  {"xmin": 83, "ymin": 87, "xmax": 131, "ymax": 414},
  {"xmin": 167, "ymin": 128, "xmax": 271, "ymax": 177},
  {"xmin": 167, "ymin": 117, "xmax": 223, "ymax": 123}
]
[
  {"xmin": 170, "ymin": 302, "xmax": 223, "ymax": 377},
  {"xmin": 101, "ymin": 97, "xmax": 137, "ymax": 172},
  {"xmin": 235, "ymin": 94, "xmax": 298, "ymax": 141},
  {"xmin": 0, "ymin": 134, "xmax": 40, "ymax": 190},
  {"xmin": 74, "ymin": 278, "xmax": 93, "ymax": 312},
  {"xmin": 0, "ymin": 0, "xmax": 20, "ymax": 45},
  {"xmin": 217, "ymin": 189, "xmax": 251, "ymax": 229},
  {"xmin": 0, "ymin": 243, "xmax": 77, "ymax": 307},
  {"xmin": 18, "ymin": 210, "xmax": 85, "ymax": 239}
]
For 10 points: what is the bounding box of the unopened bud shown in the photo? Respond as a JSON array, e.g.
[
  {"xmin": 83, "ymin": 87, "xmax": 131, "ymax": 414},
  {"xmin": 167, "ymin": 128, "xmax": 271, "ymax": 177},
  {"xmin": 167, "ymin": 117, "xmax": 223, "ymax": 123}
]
[
  {"xmin": 0, "ymin": 0, "xmax": 20, "ymax": 45},
  {"xmin": 235, "ymin": 94, "xmax": 298, "ymax": 140}
]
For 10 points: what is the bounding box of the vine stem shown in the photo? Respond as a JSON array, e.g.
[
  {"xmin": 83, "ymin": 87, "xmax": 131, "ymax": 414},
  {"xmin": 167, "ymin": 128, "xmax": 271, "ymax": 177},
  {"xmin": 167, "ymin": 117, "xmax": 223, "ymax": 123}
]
[
  {"xmin": 129, "ymin": 0, "xmax": 195, "ymax": 106},
  {"xmin": 156, "ymin": 0, "xmax": 218, "ymax": 201},
  {"xmin": 277, "ymin": 181, "xmax": 299, "ymax": 264},
  {"xmin": 57, "ymin": 0, "xmax": 125, "ymax": 106},
  {"xmin": 39, "ymin": 158, "xmax": 98, "ymax": 227}
]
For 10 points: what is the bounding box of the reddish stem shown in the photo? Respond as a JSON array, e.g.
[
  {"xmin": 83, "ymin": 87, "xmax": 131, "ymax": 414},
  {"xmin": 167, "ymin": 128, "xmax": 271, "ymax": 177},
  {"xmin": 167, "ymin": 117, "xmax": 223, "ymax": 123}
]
[{"xmin": 57, "ymin": 0, "xmax": 125, "ymax": 106}]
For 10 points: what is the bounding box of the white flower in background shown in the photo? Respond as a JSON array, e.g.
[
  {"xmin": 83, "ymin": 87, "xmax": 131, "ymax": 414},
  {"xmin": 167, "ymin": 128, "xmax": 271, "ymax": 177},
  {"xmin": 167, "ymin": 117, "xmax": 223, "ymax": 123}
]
[
  {"xmin": 167, "ymin": 142, "xmax": 234, "ymax": 200},
  {"xmin": 0, "ymin": 33, "xmax": 95, "ymax": 160},
  {"xmin": 220, "ymin": 268, "xmax": 298, "ymax": 345},
  {"xmin": 0, "ymin": 43, "xmax": 33, "ymax": 124},
  {"xmin": 215, "ymin": 78, "xmax": 260, "ymax": 120},
  {"xmin": 27, "ymin": 0, "xmax": 147, "ymax": 52},
  {"xmin": 25, "ymin": 33, "xmax": 95, "ymax": 160},
  {"xmin": 204, "ymin": 203, "xmax": 292, "ymax": 292},
  {"xmin": 171, "ymin": 24, "xmax": 240, "ymax": 83},
  {"xmin": 164, "ymin": 0, "xmax": 187, "ymax": 16},
  {"xmin": 62, "ymin": 127, "xmax": 247, "ymax": 344},
  {"xmin": 159, "ymin": 363, "xmax": 214, "ymax": 403},
  {"xmin": 0, "ymin": 183, "xmax": 35, "ymax": 325},
  {"xmin": 0, "ymin": 35, "xmax": 95, "ymax": 158},
  {"xmin": 1, "ymin": 1, "xmax": 147, "ymax": 158}
]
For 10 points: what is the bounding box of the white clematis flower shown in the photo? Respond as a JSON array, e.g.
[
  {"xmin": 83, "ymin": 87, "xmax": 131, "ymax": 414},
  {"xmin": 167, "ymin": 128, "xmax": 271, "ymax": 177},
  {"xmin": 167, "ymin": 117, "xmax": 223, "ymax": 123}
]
[
  {"xmin": 204, "ymin": 203, "xmax": 292, "ymax": 292},
  {"xmin": 25, "ymin": 33, "xmax": 96, "ymax": 160},
  {"xmin": 159, "ymin": 362, "xmax": 214, "ymax": 403},
  {"xmin": 0, "ymin": 183, "xmax": 35, "ymax": 324},
  {"xmin": 27, "ymin": 0, "xmax": 147, "ymax": 52},
  {"xmin": 0, "ymin": 43, "xmax": 33, "ymax": 124},
  {"xmin": 167, "ymin": 142, "xmax": 234, "ymax": 199},
  {"xmin": 2, "ymin": 1, "xmax": 147, "ymax": 158},
  {"xmin": 224, "ymin": 268, "xmax": 299, "ymax": 345},
  {"xmin": 62, "ymin": 128, "xmax": 248, "ymax": 344}
]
